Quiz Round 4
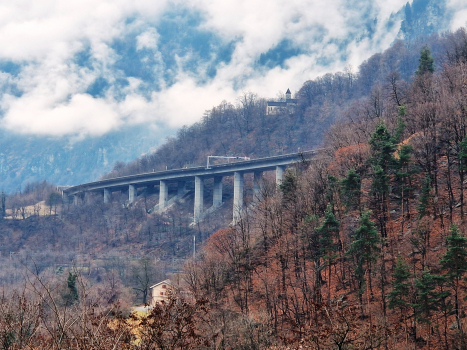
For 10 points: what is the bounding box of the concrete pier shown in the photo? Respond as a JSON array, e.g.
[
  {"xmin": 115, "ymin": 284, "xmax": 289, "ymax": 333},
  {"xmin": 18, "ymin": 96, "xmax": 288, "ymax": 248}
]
[
  {"xmin": 233, "ymin": 172, "xmax": 244, "ymax": 223},
  {"xmin": 194, "ymin": 176, "xmax": 204, "ymax": 222},
  {"xmin": 104, "ymin": 188, "xmax": 110, "ymax": 203},
  {"xmin": 253, "ymin": 171, "xmax": 263, "ymax": 199},
  {"xmin": 159, "ymin": 180, "xmax": 169, "ymax": 210},
  {"xmin": 84, "ymin": 192, "xmax": 91, "ymax": 204},
  {"xmin": 276, "ymin": 165, "xmax": 286, "ymax": 184},
  {"xmin": 177, "ymin": 181, "xmax": 186, "ymax": 196},
  {"xmin": 213, "ymin": 176, "xmax": 223, "ymax": 208},
  {"xmin": 129, "ymin": 184, "xmax": 136, "ymax": 203},
  {"xmin": 63, "ymin": 150, "xmax": 317, "ymax": 224}
]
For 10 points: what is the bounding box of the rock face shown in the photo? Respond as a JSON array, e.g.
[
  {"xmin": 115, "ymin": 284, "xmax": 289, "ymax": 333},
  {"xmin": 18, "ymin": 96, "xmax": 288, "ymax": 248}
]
[
  {"xmin": 0, "ymin": 125, "xmax": 172, "ymax": 193},
  {"xmin": 396, "ymin": 0, "xmax": 452, "ymax": 41}
]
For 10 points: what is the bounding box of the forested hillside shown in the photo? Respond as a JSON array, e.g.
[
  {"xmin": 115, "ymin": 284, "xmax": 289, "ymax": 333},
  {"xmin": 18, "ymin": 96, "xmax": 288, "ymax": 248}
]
[
  {"xmin": 180, "ymin": 27, "xmax": 467, "ymax": 348},
  {"xmin": 103, "ymin": 29, "xmax": 457, "ymax": 180},
  {"xmin": 0, "ymin": 0, "xmax": 453, "ymax": 194},
  {"xmin": 2, "ymin": 28, "xmax": 467, "ymax": 349}
]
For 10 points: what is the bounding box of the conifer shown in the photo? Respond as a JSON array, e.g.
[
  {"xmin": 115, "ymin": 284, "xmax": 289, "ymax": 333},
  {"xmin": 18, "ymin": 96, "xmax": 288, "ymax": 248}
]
[
  {"xmin": 416, "ymin": 47, "xmax": 435, "ymax": 75},
  {"xmin": 440, "ymin": 224, "xmax": 467, "ymax": 331},
  {"xmin": 414, "ymin": 268, "xmax": 447, "ymax": 325},
  {"xmin": 388, "ymin": 256, "xmax": 411, "ymax": 314},
  {"xmin": 317, "ymin": 204, "xmax": 340, "ymax": 302},
  {"xmin": 340, "ymin": 169, "xmax": 361, "ymax": 211},
  {"xmin": 348, "ymin": 211, "xmax": 381, "ymax": 300}
]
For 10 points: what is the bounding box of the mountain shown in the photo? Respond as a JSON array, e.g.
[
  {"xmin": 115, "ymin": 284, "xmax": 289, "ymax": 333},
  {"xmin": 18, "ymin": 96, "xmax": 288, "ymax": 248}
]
[
  {"xmin": 0, "ymin": 125, "xmax": 173, "ymax": 193},
  {"xmin": 397, "ymin": 0, "xmax": 452, "ymax": 41},
  {"xmin": 3, "ymin": 25, "xmax": 467, "ymax": 348},
  {"xmin": 0, "ymin": 0, "xmax": 460, "ymax": 193},
  {"xmin": 106, "ymin": 27, "xmax": 458, "ymax": 180}
]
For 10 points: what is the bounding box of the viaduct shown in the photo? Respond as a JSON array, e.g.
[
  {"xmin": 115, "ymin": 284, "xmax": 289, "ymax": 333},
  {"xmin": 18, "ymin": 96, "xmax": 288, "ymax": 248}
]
[{"xmin": 62, "ymin": 150, "xmax": 317, "ymax": 223}]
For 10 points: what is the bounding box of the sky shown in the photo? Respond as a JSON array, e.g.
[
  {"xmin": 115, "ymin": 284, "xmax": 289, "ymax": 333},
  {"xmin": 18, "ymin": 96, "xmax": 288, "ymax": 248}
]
[{"xmin": 0, "ymin": 0, "xmax": 464, "ymax": 139}]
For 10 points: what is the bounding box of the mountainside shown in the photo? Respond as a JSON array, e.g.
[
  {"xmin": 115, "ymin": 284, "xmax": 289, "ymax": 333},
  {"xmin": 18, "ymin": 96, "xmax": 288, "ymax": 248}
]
[
  {"xmin": 105, "ymin": 29, "xmax": 454, "ymax": 180},
  {"xmin": 0, "ymin": 125, "xmax": 172, "ymax": 193},
  {"xmin": 0, "ymin": 0, "xmax": 458, "ymax": 193},
  {"xmin": 396, "ymin": 0, "xmax": 452, "ymax": 41},
  {"xmin": 3, "ymin": 27, "xmax": 467, "ymax": 349}
]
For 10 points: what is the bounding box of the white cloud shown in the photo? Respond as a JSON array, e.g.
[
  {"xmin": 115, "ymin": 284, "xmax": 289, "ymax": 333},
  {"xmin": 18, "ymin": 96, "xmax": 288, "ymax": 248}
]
[
  {"xmin": 447, "ymin": 0, "xmax": 467, "ymax": 30},
  {"xmin": 1, "ymin": 93, "xmax": 120, "ymax": 137},
  {"xmin": 136, "ymin": 28, "xmax": 160, "ymax": 50},
  {"xmin": 0, "ymin": 0, "xmax": 447, "ymax": 138}
]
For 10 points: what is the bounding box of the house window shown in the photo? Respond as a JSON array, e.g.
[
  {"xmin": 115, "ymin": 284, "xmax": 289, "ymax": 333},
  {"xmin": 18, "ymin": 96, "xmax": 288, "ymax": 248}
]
[
  {"xmin": 162, "ymin": 285, "xmax": 166, "ymax": 289},
  {"xmin": 160, "ymin": 292, "xmax": 164, "ymax": 295}
]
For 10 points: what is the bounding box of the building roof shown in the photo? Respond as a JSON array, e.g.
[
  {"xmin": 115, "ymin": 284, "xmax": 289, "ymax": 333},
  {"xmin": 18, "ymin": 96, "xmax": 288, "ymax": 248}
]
[
  {"xmin": 266, "ymin": 99, "xmax": 298, "ymax": 107},
  {"xmin": 149, "ymin": 279, "xmax": 173, "ymax": 289},
  {"xmin": 266, "ymin": 101, "xmax": 287, "ymax": 107},
  {"xmin": 286, "ymin": 88, "xmax": 291, "ymax": 94}
]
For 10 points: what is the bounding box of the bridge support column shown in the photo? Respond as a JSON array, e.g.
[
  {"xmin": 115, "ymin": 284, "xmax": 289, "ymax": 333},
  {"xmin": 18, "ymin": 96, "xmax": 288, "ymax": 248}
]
[
  {"xmin": 194, "ymin": 176, "xmax": 204, "ymax": 222},
  {"xmin": 276, "ymin": 165, "xmax": 286, "ymax": 184},
  {"xmin": 129, "ymin": 185, "xmax": 136, "ymax": 203},
  {"xmin": 104, "ymin": 188, "xmax": 110, "ymax": 203},
  {"xmin": 61, "ymin": 191, "xmax": 68, "ymax": 204},
  {"xmin": 62, "ymin": 192, "xmax": 71, "ymax": 204},
  {"xmin": 233, "ymin": 172, "xmax": 244, "ymax": 223},
  {"xmin": 253, "ymin": 171, "xmax": 263, "ymax": 200},
  {"xmin": 159, "ymin": 180, "xmax": 169, "ymax": 210},
  {"xmin": 177, "ymin": 181, "xmax": 186, "ymax": 196},
  {"xmin": 213, "ymin": 176, "xmax": 223, "ymax": 208}
]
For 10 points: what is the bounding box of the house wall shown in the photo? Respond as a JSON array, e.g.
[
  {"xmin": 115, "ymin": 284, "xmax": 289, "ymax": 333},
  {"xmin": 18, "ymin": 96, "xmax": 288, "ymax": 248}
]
[{"xmin": 150, "ymin": 283, "xmax": 171, "ymax": 305}]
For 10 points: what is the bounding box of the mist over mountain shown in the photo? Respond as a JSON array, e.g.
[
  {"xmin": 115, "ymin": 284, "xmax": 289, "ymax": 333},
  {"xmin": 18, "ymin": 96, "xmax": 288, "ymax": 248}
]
[
  {"xmin": 0, "ymin": 125, "xmax": 172, "ymax": 192},
  {"xmin": 397, "ymin": 0, "xmax": 452, "ymax": 40},
  {"xmin": 0, "ymin": 0, "xmax": 463, "ymax": 192}
]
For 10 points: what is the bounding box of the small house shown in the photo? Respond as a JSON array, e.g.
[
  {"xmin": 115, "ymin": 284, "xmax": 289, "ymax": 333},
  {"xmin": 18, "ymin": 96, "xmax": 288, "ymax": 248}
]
[
  {"xmin": 149, "ymin": 279, "xmax": 174, "ymax": 305},
  {"xmin": 266, "ymin": 88, "xmax": 298, "ymax": 115}
]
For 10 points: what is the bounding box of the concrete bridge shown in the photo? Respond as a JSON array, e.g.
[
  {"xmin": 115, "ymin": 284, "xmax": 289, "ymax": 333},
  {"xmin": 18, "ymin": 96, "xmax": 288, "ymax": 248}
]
[{"xmin": 63, "ymin": 150, "xmax": 317, "ymax": 223}]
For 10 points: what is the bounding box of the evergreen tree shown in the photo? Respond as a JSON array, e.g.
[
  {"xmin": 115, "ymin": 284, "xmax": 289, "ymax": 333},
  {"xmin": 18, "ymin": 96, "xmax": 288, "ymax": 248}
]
[
  {"xmin": 340, "ymin": 169, "xmax": 361, "ymax": 211},
  {"xmin": 440, "ymin": 225, "xmax": 467, "ymax": 331},
  {"xmin": 369, "ymin": 124, "xmax": 398, "ymax": 171},
  {"xmin": 325, "ymin": 175, "xmax": 339, "ymax": 207},
  {"xmin": 317, "ymin": 204, "xmax": 340, "ymax": 302},
  {"xmin": 318, "ymin": 204, "xmax": 340, "ymax": 261},
  {"xmin": 414, "ymin": 269, "xmax": 448, "ymax": 325},
  {"xmin": 393, "ymin": 117, "xmax": 406, "ymax": 143},
  {"xmin": 372, "ymin": 165, "xmax": 389, "ymax": 197},
  {"xmin": 279, "ymin": 170, "xmax": 297, "ymax": 199},
  {"xmin": 388, "ymin": 256, "xmax": 411, "ymax": 315},
  {"xmin": 398, "ymin": 105, "xmax": 407, "ymax": 118},
  {"xmin": 369, "ymin": 124, "xmax": 398, "ymax": 238},
  {"xmin": 416, "ymin": 46, "xmax": 435, "ymax": 75},
  {"xmin": 65, "ymin": 272, "xmax": 79, "ymax": 306},
  {"xmin": 348, "ymin": 211, "xmax": 381, "ymax": 300},
  {"xmin": 397, "ymin": 145, "xmax": 413, "ymax": 176},
  {"xmin": 396, "ymin": 144, "xmax": 413, "ymax": 221}
]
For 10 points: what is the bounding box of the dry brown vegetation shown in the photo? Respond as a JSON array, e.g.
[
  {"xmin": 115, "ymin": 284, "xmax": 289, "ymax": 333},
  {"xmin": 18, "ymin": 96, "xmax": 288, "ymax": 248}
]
[{"xmin": 3, "ymin": 28, "xmax": 467, "ymax": 349}]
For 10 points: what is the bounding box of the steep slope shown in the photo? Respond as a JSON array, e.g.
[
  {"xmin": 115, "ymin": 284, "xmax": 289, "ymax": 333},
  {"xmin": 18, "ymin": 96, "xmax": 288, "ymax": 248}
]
[
  {"xmin": 183, "ymin": 43, "xmax": 467, "ymax": 348},
  {"xmin": 0, "ymin": 0, "xmax": 457, "ymax": 193},
  {"xmin": 105, "ymin": 29, "xmax": 457, "ymax": 180}
]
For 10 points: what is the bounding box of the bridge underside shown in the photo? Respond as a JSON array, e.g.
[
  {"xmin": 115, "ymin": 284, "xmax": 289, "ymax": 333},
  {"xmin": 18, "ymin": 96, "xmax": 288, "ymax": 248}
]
[
  {"xmin": 64, "ymin": 151, "xmax": 316, "ymax": 224},
  {"xmin": 68, "ymin": 165, "xmax": 288, "ymax": 224}
]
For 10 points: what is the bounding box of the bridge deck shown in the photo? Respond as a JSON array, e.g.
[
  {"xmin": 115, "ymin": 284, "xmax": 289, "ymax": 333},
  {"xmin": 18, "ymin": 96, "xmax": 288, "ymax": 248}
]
[{"xmin": 63, "ymin": 150, "xmax": 317, "ymax": 196}]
